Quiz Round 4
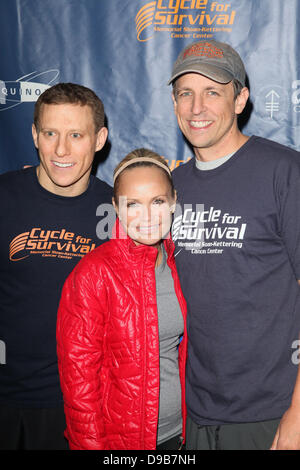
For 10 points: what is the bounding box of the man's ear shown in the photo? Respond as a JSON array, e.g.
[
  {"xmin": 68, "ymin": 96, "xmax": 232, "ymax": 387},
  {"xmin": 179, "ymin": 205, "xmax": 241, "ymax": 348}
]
[
  {"xmin": 235, "ymin": 87, "xmax": 249, "ymax": 115},
  {"xmin": 95, "ymin": 127, "xmax": 108, "ymax": 152},
  {"xmin": 32, "ymin": 124, "xmax": 39, "ymax": 149}
]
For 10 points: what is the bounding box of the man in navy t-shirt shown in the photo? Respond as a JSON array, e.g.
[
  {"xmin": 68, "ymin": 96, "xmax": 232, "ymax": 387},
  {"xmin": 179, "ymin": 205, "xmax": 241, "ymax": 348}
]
[
  {"xmin": 168, "ymin": 41, "xmax": 300, "ymax": 450},
  {"xmin": 0, "ymin": 83, "xmax": 113, "ymax": 449}
]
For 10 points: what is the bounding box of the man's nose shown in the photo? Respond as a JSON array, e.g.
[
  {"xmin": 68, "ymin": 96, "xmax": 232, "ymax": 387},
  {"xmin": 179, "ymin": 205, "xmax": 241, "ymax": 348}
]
[
  {"xmin": 55, "ymin": 136, "xmax": 70, "ymax": 157},
  {"xmin": 191, "ymin": 94, "xmax": 207, "ymax": 115}
]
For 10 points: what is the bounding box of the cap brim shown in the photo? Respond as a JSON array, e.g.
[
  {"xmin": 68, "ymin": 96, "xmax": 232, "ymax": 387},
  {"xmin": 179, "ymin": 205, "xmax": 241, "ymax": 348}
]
[{"xmin": 167, "ymin": 62, "xmax": 234, "ymax": 85}]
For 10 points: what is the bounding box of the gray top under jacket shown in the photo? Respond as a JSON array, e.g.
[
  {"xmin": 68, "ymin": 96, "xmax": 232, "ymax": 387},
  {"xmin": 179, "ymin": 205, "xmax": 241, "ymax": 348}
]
[{"xmin": 156, "ymin": 244, "xmax": 184, "ymax": 445}]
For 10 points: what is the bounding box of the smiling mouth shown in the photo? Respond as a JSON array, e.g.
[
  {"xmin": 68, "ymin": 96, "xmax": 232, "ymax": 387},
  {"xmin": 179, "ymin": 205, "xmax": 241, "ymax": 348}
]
[
  {"xmin": 189, "ymin": 120, "xmax": 213, "ymax": 129},
  {"xmin": 138, "ymin": 224, "xmax": 160, "ymax": 233},
  {"xmin": 52, "ymin": 161, "xmax": 74, "ymax": 168}
]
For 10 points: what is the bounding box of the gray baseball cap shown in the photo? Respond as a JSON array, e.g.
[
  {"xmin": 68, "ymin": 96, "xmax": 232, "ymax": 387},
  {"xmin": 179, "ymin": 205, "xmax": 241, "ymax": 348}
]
[{"xmin": 168, "ymin": 40, "xmax": 246, "ymax": 87}]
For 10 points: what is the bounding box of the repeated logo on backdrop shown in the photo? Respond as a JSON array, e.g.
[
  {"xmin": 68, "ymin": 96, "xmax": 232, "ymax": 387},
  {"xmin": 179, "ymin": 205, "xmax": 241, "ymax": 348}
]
[
  {"xmin": 256, "ymin": 82, "xmax": 300, "ymax": 126},
  {"xmin": 0, "ymin": 70, "xmax": 59, "ymax": 111},
  {"xmin": 136, "ymin": 0, "xmax": 236, "ymax": 42}
]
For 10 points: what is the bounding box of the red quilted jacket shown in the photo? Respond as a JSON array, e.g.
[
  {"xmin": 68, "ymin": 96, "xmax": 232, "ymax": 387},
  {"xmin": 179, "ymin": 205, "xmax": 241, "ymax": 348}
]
[{"xmin": 56, "ymin": 220, "xmax": 187, "ymax": 450}]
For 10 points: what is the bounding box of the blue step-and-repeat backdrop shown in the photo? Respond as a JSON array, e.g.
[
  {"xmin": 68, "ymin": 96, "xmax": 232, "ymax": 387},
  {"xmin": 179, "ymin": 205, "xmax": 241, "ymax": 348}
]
[{"xmin": 0, "ymin": 0, "xmax": 300, "ymax": 185}]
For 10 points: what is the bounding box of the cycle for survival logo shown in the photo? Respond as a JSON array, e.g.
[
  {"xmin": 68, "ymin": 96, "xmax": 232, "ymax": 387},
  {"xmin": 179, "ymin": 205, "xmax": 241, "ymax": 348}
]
[
  {"xmin": 136, "ymin": 0, "xmax": 236, "ymax": 42},
  {"xmin": 172, "ymin": 205, "xmax": 247, "ymax": 255},
  {"xmin": 9, "ymin": 227, "xmax": 96, "ymax": 262}
]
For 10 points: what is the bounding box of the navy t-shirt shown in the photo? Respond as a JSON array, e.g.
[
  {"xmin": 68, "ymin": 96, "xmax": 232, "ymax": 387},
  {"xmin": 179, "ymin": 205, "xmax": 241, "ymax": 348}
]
[
  {"xmin": 172, "ymin": 136, "xmax": 300, "ymax": 424},
  {"xmin": 0, "ymin": 167, "xmax": 113, "ymax": 407}
]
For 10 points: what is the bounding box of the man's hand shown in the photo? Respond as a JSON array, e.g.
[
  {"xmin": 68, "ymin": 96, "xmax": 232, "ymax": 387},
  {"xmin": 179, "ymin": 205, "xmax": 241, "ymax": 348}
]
[{"xmin": 270, "ymin": 406, "xmax": 300, "ymax": 450}]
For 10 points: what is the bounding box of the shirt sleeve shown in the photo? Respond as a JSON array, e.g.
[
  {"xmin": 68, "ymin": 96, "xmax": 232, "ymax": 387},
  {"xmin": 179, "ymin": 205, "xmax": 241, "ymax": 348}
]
[
  {"xmin": 276, "ymin": 154, "xmax": 300, "ymax": 281},
  {"xmin": 56, "ymin": 258, "xmax": 108, "ymax": 450}
]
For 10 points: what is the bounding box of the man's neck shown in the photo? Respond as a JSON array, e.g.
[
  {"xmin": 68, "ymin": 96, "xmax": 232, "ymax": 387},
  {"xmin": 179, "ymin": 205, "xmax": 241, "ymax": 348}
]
[
  {"xmin": 36, "ymin": 165, "xmax": 91, "ymax": 197},
  {"xmin": 194, "ymin": 132, "xmax": 249, "ymax": 162}
]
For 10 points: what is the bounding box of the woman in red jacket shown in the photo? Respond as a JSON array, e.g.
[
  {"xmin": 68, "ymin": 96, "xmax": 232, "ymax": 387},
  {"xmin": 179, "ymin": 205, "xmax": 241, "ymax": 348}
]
[{"xmin": 56, "ymin": 148, "xmax": 187, "ymax": 450}]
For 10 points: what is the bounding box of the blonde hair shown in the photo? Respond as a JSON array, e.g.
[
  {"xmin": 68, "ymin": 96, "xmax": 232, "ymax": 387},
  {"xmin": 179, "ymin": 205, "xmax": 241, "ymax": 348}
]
[{"xmin": 113, "ymin": 148, "xmax": 175, "ymax": 201}]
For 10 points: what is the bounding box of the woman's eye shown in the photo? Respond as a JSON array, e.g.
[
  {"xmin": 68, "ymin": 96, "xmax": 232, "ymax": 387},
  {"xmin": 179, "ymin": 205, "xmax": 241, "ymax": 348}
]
[
  {"xmin": 153, "ymin": 199, "xmax": 165, "ymax": 205},
  {"xmin": 71, "ymin": 133, "xmax": 81, "ymax": 138}
]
